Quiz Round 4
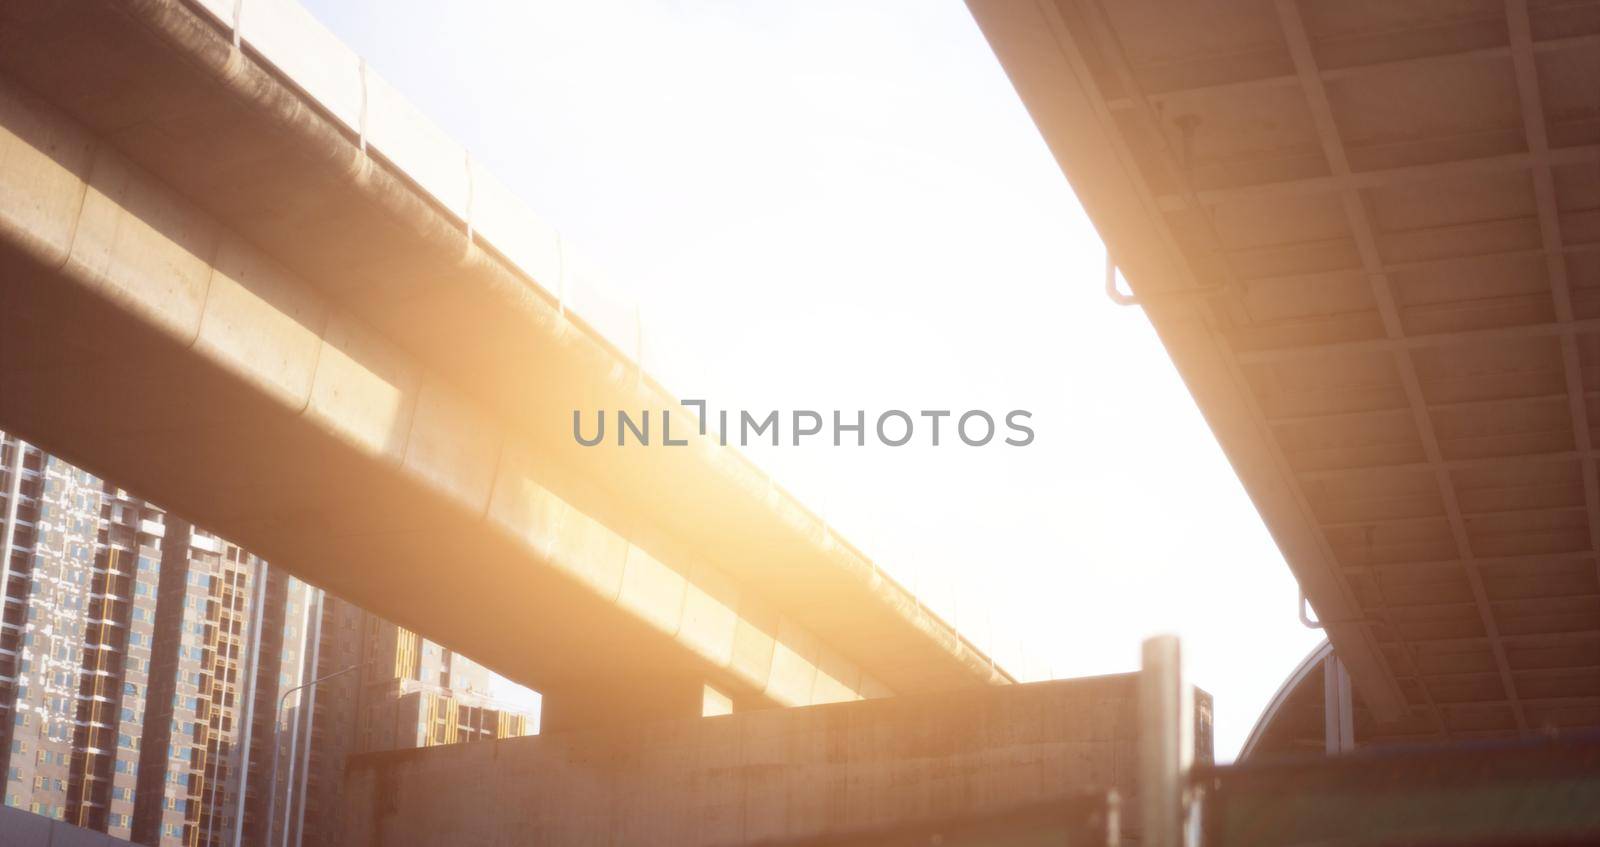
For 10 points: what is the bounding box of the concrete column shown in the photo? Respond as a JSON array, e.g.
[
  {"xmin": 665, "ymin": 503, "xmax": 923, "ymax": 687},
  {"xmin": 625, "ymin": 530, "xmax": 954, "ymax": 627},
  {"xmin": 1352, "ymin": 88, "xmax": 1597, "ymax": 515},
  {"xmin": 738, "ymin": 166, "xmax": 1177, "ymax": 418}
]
[
  {"xmin": 1139, "ymin": 636, "xmax": 1192, "ymax": 847},
  {"xmin": 1323, "ymin": 654, "xmax": 1355, "ymax": 754}
]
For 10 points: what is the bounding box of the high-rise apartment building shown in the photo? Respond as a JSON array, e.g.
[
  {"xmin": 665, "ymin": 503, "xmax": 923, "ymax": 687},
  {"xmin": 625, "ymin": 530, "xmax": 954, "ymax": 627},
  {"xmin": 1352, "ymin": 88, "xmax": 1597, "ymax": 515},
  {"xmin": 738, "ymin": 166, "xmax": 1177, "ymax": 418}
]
[
  {"xmin": 0, "ymin": 436, "xmax": 113, "ymax": 825},
  {"xmin": 127, "ymin": 517, "xmax": 269, "ymax": 846},
  {"xmin": 0, "ymin": 432, "xmax": 539, "ymax": 845},
  {"xmin": 357, "ymin": 617, "xmax": 536, "ymax": 752},
  {"xmin": 260, "ymin": 595, "xmax": 538, "ymax": 847},
  {"xmin": 70, "ymin": 486, "xmax": 171, "ymax": 839}
]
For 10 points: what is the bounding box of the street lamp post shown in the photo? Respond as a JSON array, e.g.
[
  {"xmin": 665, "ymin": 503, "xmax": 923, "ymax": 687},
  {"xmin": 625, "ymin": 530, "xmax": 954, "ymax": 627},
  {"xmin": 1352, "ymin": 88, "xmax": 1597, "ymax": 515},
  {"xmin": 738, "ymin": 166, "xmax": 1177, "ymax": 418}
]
[{"xmin": 265, "ymin": 664, "xmax": 360, "ymax": 847}]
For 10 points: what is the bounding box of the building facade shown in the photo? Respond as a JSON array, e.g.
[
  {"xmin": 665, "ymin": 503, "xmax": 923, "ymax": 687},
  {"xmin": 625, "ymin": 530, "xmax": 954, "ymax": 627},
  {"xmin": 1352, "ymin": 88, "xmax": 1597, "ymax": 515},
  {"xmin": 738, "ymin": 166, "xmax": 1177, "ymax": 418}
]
[{"xmin": 0, "ymin": 432, "xmax": 539, "ymax": 845}]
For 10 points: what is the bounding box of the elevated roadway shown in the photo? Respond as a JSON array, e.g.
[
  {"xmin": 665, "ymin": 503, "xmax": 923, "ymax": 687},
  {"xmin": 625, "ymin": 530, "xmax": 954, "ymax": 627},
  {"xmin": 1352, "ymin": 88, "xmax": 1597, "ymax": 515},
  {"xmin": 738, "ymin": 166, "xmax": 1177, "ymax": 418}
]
[
  {"xmin": 970, "ymin": 0, "xmax": 1600, "ymax": 739},
  {"xmin": 0, "ymin": 0, "xmax": 1008, "ymax": 725}
]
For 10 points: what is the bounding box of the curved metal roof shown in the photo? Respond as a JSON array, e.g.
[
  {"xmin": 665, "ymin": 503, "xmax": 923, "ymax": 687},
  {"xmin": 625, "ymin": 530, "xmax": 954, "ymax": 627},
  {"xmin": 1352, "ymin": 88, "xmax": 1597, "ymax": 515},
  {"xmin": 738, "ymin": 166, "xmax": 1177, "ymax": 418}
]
[{"xmin": 1240, "ymin": 640, "xmax": 1336, "ymax": 759}]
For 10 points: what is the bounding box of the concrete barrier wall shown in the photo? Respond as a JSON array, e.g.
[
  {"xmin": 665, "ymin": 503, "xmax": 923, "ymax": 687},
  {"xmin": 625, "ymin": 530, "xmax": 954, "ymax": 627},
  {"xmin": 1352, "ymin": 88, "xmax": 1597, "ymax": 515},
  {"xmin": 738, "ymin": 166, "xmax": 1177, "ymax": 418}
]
[
  {"xmin": 342, "ymin": 676, "xmax": 1183, "ymax": 846},
  {"xmin": 0, "ymin": 805, "xmax": 129, "ymax": 847}
]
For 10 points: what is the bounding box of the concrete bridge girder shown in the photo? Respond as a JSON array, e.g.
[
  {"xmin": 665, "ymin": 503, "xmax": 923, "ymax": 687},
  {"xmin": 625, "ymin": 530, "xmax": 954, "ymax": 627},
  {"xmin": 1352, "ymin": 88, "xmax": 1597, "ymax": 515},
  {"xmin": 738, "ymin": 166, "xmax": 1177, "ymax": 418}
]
[
  {"xmin": 0, "ymin": 76, "xmax": 889, "ymax": 714},
  {"xmin": 0, "ymin": 0, "xmax": 1007, "ymax": 707}
]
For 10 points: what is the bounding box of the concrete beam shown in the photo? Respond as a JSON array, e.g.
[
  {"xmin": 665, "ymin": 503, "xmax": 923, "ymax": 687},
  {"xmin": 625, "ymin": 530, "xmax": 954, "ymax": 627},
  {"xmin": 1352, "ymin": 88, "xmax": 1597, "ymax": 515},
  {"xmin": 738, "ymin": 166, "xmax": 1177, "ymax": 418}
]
[
  {"xmin": 0, "ymin": 0, "xmax": 1004, "ymax": 697},
  {"xmin": 0, "ymin": 74, "xmax": 888, "ymax": 713},
  {"xmin": 539, "ymin": 674, "xmax": 728, "ymax": 734}
]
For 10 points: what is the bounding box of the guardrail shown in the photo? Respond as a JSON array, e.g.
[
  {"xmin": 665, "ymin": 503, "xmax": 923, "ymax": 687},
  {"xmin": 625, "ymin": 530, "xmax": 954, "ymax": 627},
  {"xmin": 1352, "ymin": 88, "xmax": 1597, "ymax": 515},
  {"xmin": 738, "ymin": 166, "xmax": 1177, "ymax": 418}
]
[{"xmin": 186, "ymin": 0, "xmax": 646, "ymax": 370}]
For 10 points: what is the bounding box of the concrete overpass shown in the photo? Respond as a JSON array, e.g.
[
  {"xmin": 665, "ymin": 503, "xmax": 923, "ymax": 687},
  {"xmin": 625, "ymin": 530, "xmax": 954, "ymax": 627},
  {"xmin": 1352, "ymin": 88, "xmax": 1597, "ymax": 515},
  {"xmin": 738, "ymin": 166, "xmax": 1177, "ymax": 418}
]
[
  {"xmin": 0, "ymin": 0, "xmax": 1008, "ymax": 727},
  {"xmin": 969, "ymin": 0, "xmax": 1600, "ymax": 740}
]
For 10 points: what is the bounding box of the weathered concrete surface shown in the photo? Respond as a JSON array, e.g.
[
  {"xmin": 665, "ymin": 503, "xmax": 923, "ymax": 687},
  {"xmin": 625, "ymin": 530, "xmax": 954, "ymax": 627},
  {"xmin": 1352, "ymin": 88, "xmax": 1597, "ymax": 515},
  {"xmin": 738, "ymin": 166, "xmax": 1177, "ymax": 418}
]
[
  {"xmin": 342, "ymin": 675, "xmax": 1210, "ymax": 846},
  {"xmin": 0, "ymin": 804, "xmax": 129, "ymax": 846},
  {"xmin": 0, "ymin": 70, "xmax": 887, "ymax": 716},
  {"xmin": 0, "ymin": 0, "xmax": 1005, "ymax": 714}
]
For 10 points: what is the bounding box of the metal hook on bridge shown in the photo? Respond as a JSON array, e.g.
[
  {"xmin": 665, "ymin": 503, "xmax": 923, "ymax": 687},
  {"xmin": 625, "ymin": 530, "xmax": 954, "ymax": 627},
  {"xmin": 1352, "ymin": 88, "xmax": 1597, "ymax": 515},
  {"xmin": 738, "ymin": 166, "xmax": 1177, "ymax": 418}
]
[
  {"xmin": 1298, "ymin": 588, "xmax": 1323, "ymax": 630},
  {"xmin": 1105, "ymin": 249, "xmax": 1138, "ymax": 306}
]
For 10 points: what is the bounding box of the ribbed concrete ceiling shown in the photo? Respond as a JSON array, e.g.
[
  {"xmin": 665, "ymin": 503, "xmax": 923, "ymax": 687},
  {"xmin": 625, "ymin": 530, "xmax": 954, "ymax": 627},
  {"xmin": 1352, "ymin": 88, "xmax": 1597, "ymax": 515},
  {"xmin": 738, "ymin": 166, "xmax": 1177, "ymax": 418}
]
[{"xmin": 969, "ymin": 0, "xmax": 1600, "ymax": 740}]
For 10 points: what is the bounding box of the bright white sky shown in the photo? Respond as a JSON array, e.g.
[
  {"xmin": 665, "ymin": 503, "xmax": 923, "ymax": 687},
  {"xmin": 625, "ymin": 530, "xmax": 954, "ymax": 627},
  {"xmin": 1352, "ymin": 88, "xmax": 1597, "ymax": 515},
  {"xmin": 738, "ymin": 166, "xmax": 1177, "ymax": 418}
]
[{"xmin": 302, "ymin": 0, "xmax": 1324, "ymax": 760}]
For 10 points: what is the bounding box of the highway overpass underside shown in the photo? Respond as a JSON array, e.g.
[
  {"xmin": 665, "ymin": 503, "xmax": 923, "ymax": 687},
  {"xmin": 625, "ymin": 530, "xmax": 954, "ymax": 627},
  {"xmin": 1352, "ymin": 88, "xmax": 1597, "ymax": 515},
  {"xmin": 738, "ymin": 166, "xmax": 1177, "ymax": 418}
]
[
  {"xmin": 0, "ymin": 68, "xmax": 746, "ymax": 726},
  {"xmin": 0, "ymin": 0, "xmax": 1007, "ymax": 726},
  {"xmin": 969, "ymin": 0, "xmax": 1600, "ymax": 741}
]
